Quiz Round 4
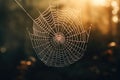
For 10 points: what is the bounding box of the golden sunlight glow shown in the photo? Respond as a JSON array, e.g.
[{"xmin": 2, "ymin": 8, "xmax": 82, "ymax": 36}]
[
  {"xmin": 112, "ymin": 9, "xmax": 118, "ymax": 14},
  {"xmin": 109, "ymin": 42, "xmax": 117, "ymax": 47},
  {"xmin": 111, "ymin": 1, "xmax": 119, "ymax": 15},
  {"xmin": 91, "ymin": 0, "xmax": 107, "ymax": 6},
  {"xmin": 112, "ymin": 15, "xmax": 118, "ymax": 23},
  {"xmin": 20, "ymin": 60, "xmax": 26, "ymax": 65},
  {"xmin": 36, "ymin": 0, "xmax": 119, "ymax": 35},
  {"xmin": 26, "ymin": 61, "xmax": 32, "ymax": 66},
  {"xmin": 111, "ymin": 1, "xmax": 118, "ymax": 7}
]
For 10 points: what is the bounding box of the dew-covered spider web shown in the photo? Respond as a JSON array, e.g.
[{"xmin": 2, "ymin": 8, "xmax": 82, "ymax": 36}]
[{"xmin": 15, "ymin": 0, "xmax": 91, "ymax": 67}]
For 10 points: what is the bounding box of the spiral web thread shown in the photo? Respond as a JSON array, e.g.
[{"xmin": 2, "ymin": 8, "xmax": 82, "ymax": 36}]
[{"xmin": 15, "ymin": 0, "xmax": 91, "ymax": 67}]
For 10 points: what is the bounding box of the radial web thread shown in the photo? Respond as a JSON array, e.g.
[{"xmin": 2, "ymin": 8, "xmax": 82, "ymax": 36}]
[{"xmin": 15, "ymin": 0, "xmax": 91, "ymax": 67}]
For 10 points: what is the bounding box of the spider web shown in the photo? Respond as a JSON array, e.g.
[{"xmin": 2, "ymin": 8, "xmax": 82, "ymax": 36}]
[{"xmin": 15, "ymin": 0, "xmax": 91, "ymax": 67}]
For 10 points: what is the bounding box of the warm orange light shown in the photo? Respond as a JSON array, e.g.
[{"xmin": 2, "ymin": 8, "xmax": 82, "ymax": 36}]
[
  {"xmin": 109, "ymin": 42, "xmax": 117, "ymax": 47},
  {"xmin": 111, "ymin": 1, "xmax": 118, "ymax": 7},
  {"xmin": 112, "ymin": 9, "xmax": 118, "ymax": 14},
  {"xmin": 20, "ymin": 60, "xmax": 26, "ymax": 65},
  {"xmin": 26, "ymin": 61, "xmax": 32, "ymax": 66},
  {"xmin": 112, "ymin": 16, "xmax": 118, "ymax": 23},
  {"xmin": 91, "ymin": 0, "xmax": 107, "ymax": 6},
  {"xmin": 111, "ymin": 1, "xmax": 119, "ymax": 15}
]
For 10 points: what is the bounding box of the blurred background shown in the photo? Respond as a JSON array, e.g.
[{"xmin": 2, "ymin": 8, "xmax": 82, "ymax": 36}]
[{"xmin": 0, "ymin": 0, "xmax": 120, "ymax": 80}]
